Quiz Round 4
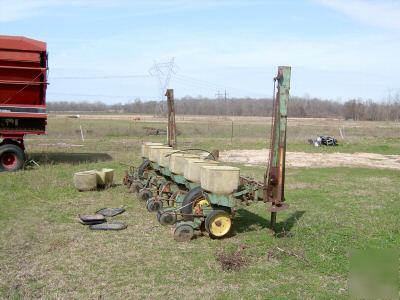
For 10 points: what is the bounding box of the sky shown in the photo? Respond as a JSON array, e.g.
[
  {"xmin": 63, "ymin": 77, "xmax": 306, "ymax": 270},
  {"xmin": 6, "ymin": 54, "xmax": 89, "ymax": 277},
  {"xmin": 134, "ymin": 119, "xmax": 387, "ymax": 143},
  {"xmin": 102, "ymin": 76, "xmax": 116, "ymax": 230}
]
[{"xmin": 1, "ymin": 0, "xmax": 399, "ymax": 103}]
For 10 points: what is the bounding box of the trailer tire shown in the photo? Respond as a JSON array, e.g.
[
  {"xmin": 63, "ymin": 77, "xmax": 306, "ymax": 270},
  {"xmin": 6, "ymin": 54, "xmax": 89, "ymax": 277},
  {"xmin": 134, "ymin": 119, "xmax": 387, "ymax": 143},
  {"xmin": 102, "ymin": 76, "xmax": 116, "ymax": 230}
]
[
  {"xmin": 0, "ymin": 144, "xmax": 25, "ymax": 172},
  {"xmin": 180, "ymin": 186, "xmax": 209, "ymax": 221}
]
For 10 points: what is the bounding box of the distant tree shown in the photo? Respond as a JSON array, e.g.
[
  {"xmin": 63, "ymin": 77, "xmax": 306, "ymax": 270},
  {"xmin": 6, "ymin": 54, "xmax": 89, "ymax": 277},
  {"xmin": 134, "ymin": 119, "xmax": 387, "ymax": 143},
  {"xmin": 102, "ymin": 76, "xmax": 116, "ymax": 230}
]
[{"xmin": 46, "ymin": 95, "xmax": 400, "ymax": 121}]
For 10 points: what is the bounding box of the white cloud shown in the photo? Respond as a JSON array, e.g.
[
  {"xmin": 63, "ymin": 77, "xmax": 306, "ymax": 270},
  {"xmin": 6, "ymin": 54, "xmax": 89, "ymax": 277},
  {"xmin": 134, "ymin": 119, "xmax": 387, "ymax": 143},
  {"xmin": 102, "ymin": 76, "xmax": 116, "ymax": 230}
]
[{"xmin": 315, "ymin": 0, "xmax": 400, "ymax": 30}]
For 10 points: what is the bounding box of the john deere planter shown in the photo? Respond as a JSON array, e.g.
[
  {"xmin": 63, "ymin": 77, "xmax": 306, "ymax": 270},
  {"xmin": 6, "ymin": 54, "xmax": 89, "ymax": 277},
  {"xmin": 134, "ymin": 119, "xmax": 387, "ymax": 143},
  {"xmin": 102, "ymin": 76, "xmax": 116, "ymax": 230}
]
[{"xmin": 124, "ymin": 66, "xmax": 291, "ymax": 242}]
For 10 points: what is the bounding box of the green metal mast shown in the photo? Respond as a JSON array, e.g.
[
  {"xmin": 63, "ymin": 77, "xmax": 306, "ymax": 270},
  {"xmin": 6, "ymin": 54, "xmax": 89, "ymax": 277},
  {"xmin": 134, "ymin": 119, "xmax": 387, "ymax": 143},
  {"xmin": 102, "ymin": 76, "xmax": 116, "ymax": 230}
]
[{"xmin": 265, "ymin": 66, "xmax": 291, "ymax": 230}]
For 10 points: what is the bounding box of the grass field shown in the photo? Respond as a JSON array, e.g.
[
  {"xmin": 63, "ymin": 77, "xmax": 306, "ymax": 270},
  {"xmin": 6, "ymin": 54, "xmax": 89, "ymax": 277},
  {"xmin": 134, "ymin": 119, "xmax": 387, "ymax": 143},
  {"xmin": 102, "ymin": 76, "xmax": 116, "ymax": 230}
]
[{"xmin": 0, "ymin": 115, "xmax": 399, "ymax": 299}]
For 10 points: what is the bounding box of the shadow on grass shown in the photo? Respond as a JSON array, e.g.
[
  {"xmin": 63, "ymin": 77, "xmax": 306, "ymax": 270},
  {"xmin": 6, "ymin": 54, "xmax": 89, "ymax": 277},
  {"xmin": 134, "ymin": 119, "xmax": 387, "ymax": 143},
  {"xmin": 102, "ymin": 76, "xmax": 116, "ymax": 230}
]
[
  {"xmin": 274, "ymin": 210, "xmax": 305, "ymax": 238},
  {"xmin": 234, "ymin": 208, "xmax": 305, "ymax": 237},
  {"xmin": 28, "ymin": 152, "xmax": 112, "ymax": 165}
]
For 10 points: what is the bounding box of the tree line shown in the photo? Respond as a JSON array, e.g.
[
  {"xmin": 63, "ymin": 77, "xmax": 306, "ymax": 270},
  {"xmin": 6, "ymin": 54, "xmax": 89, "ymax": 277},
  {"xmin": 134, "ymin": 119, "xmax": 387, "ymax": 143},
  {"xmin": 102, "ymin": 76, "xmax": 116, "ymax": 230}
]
[{"xmin": 47, "ymin": 95, "xmax": 400, "ymax": 121}]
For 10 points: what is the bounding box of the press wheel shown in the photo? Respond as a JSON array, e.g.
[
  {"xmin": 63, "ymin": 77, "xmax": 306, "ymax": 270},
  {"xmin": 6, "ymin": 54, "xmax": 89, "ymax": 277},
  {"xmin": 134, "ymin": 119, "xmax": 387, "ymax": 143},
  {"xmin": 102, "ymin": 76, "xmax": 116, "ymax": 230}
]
[
  {"xmin": 146, "ymin": 198, "xmax": 163, "ymax": 212},
  {"xmin": 205, "ymin": 210, "xmax": 232, "ymax": 238},
  {"xmin": 158, "ymin": 210, "xmax": 177, "ymax": 226},
  {"xmin": 173, "ymin": 224, "xmax": 194, "ymax": 242}
]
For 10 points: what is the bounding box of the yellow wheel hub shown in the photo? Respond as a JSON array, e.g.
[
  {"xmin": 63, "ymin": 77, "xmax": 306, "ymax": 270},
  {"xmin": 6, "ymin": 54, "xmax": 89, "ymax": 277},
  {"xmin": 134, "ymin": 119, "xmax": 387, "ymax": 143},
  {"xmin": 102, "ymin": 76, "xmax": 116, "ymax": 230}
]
[
  {"xmin": 209, "ymin": 213, "xmax": 231, "ymax": 237},
  {"xmin": 193, "ymin": 198, "xmax": 210, "ymax": 215},
  {"xmin": 196, "ymin": 199, "xmax": 210, "ymax": 208}
]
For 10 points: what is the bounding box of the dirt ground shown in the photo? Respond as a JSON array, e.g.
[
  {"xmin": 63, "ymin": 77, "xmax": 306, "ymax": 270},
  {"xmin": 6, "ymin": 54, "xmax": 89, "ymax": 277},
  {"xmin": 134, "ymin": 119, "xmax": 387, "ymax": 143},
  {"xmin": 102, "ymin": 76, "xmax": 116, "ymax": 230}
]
[
  {"xmin": 219, "ymin": 149, "xmax": 400, "ymax": 170},
  {"xmin": 52, "ymin": 114, "xmax": 400, "ymax": 132}
]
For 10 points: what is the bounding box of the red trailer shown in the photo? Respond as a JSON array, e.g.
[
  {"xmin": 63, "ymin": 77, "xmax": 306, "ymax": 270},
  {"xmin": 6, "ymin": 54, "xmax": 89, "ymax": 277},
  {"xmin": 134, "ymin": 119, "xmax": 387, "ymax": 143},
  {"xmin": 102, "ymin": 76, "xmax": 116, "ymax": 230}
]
[{"xmin": 0, "ymin": 35, "xmax": 48, "ymax": 171}]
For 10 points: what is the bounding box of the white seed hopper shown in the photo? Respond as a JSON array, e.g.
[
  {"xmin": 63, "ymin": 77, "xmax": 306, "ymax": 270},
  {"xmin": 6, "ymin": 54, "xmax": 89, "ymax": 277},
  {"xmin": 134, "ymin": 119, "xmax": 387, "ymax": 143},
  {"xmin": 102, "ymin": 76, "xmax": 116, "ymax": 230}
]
[
  {"xmin": 149, "ymin": 146, "xmax": 172, "ymax": 162},
  {"xmin": 141, "ymin": 142, "xmax": 163, "ymax": 158},
  {"xmin": 169, "ymin": 153, "xmax": 199, "ymax": 175},
  {"xmin": 73, "ymin": 171, "xmax": 98, "ymax": 191},
  {"xmin": 200, "ymin": 165, "xmax": 240, "ymax": 194},
  {"xmin": 184, "ymin": 159, "xmax": 219, "ymax": 183},
  {"xmin": 95, "ymin": 168, "xmax": 114, "ymax": 186},
  {"xmin": 158, "ymin": 149, "xmax": 180, "ymax": 167}
]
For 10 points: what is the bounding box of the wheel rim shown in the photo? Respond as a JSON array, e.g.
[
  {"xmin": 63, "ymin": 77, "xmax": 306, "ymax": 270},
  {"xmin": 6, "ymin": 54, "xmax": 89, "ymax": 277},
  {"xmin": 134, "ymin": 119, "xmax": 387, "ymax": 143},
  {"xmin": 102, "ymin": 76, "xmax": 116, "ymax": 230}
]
[
  {"xmin": 209, "ymin": 213, "xmax": 231, "ymax": 237},
  {"xmin": 1, "ymin": 152, "xmax": 18, "ymax": 170},
  {"xmin": 193, "ymin": 198, "xmax": 210, "ymax": 215}
]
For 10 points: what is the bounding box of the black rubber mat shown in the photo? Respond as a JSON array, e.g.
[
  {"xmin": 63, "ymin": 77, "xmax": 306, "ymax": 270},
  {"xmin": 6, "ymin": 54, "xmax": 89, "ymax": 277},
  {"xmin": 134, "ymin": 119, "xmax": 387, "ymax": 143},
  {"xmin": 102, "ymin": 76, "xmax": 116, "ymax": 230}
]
[
  {"xmin": 79, "ymin": 214, "xmax": 106, "ymax": 225},
  {"xmin": 95, "ymin": 207, "xmax": 125, "ymax": 217},
  {"xmin": 79, "ymin": 219, "xmax": 106, "ymax": 225},
  {"xmin": 89, "ymin": 222, "xmax": 127, "ymax": 231}
]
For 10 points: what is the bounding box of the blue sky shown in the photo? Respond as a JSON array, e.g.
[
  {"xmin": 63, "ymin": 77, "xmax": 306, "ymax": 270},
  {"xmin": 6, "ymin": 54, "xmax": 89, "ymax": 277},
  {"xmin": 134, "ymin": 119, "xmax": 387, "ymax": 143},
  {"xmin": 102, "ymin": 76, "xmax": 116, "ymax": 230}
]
[{"xmin": 1, "ymin": 0, "xmax": 399, "ymax": 103}]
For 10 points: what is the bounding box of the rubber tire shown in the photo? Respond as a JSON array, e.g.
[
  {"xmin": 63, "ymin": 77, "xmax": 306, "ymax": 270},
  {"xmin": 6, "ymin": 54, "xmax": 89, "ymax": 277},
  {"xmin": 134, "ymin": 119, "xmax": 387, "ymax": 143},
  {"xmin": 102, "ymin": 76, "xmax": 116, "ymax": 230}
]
[
  {"xmin": 138, "ymin": 160, "xmax": 151, "ymax": 180},
  {"xmin": 146, "ymin": 198, "xmax": 163, "ymax": 212},
  {"xmin": 158, "ymin": 210, "xmax": 177, "ymax": 226},
  {"xmin": 173, "ymin": 224, "xmax": 194, "ymax": 242},
  {"xmin": 180, "ymin": 186, "xmax": 204, "ymax": 221},
  {"xmin": 0, "ymin": 144, "xmax": 25, "ymax": 172},
  {"xmin": 205, "ymin": 210, "xmax": 232, "ymax": 239}
]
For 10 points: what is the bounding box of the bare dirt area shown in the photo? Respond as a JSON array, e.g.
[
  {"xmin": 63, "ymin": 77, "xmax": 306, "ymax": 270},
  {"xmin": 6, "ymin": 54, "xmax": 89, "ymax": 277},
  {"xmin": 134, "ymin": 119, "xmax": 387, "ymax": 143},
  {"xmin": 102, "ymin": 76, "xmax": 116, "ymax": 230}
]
[
  {"xmin": 52, "ymin": 114, "xmax": 400, "ymax": 131},
  {"xmin": 220, "ymin": 149, "xmax": 400, "ymax": 170}
]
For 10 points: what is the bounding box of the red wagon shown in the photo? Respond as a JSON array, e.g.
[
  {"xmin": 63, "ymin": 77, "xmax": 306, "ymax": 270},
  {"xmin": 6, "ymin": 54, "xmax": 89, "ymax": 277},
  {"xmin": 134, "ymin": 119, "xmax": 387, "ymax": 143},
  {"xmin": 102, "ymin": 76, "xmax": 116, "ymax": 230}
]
[{"xmin": 0, "ymin": 35, "xmax": 48, "ymax": 171}]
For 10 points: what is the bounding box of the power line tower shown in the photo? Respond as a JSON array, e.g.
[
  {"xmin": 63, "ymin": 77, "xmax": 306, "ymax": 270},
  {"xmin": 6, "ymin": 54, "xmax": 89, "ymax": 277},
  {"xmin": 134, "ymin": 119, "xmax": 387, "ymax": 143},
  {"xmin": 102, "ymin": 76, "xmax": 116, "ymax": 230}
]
[
  {"xmin": 215, "ymin": 89, "xmax": 229, "ymax": 101},
  {"xmin": 149, "ymin": 58, "xmax": 177, "ymax": 116},
  {"xmin": 215, "ymin": 89, "xmax": 229, "ymax": 118}
]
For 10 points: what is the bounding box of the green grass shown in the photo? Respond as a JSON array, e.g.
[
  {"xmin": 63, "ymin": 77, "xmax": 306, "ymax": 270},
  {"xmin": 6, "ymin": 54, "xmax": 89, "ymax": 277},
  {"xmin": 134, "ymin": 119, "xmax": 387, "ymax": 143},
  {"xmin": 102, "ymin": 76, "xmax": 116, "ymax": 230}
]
[{"xmin": 0, "ymin": 116, "xmax": 399, "ymax": 298}]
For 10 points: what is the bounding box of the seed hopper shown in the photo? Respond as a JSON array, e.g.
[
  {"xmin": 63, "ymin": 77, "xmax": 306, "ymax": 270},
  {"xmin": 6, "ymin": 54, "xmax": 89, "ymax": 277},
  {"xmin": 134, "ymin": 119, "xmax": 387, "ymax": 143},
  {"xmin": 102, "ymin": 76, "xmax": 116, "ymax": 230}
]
[{"xmin": 124, "ymin": 66, "xmax": 291, "ymax": 241}]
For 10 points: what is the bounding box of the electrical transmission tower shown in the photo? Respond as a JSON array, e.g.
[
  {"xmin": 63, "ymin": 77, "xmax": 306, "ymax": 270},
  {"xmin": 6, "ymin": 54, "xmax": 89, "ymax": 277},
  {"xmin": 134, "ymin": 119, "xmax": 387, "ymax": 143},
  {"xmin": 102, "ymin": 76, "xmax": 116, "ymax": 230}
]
[
  {"xmin": 215, "ymin": 89, "xmax": 229, "ymax": 118},
  {"xmin": 149, "ymin": 58, "xmax": 177, "ymax": 116}
]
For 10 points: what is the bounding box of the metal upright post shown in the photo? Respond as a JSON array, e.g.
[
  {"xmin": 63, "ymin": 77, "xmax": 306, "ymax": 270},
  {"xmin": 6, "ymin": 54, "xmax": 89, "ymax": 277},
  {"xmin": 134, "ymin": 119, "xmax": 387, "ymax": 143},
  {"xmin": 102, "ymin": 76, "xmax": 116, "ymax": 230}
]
[
  {"xmin": 264, "ymin": 66, "xmax": 291, "ymax": 231},
  {"xmin": 166, "ymin": 89, "xmax": 177, "ymax": 149}
]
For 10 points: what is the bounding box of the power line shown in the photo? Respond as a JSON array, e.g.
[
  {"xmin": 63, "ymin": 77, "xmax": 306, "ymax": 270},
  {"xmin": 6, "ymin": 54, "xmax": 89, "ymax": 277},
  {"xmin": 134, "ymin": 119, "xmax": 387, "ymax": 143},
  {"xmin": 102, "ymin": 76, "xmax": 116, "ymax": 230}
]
[
  {"xmin": 172, "ymin": 76, "xmax": 220, "ymax": 93},
  {"xmin": 51, "ymin": 74, "xmax": 151, "ymax": 79},
  {"xmin": 176, "ymin": 74, "xmax": 224, "ymax": 90},
  {"xmin": 49, "ymin": 92, "xmax": 155, "ymax": 99},
  {"xmin": 177, "ymin": 73, "xmax": 267, "ymax": 97}
]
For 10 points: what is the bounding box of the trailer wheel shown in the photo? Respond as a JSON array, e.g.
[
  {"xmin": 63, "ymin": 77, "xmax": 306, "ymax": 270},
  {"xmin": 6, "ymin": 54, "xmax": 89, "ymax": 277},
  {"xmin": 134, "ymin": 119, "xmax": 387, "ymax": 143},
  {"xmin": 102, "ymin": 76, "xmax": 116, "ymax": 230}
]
[
  {"xmin": 180, "ymin": 186, "xmax": 209, "ymax": 221},
  {"xmin": 205, "ymin": 210, "xmax": 232, "ymax": 238},
  {"xmin": 0, "ymin": 144, "xmax": 25, "ymax": 172}
]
